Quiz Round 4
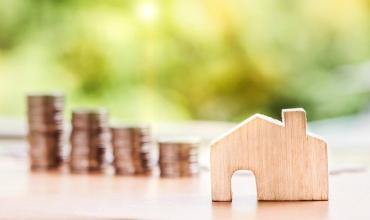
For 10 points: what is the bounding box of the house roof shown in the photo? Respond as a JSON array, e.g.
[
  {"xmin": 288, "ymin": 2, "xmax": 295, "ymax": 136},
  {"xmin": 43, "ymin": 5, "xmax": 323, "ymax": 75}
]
[{"xmin": 210, "ymin": 112, "xmax": 326, "ymax": 146}]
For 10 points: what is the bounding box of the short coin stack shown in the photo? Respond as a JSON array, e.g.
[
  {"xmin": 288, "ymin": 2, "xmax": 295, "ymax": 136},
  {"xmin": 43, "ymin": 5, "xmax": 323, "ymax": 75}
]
[
  {"xmin": 158, "ymin": 138, "xmax": 200, "ymax": 177},
  {"xmin": 70, "ymin": 109, "xmax": 110, "ymax": 173},
  {"xmin": 111, "ymin": 126, "xmax": 153, "ymax": 175},
  {"xmin": 27, "ymin": 94, "xmax": 65, "ymax": 170}
]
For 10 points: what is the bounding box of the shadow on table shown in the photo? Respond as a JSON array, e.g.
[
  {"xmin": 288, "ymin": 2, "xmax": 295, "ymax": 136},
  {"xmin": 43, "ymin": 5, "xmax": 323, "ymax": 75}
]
[
  {"xmin": 211, "ymin": 197, "xmax": 328, "ymax": 219},
  {"xmin": 210, "ymin": 195, "xmax": 258, "ymax": 219},
  {"xmin": 256, "ymin": 200, "xmax": 329, "ymax": 220}
]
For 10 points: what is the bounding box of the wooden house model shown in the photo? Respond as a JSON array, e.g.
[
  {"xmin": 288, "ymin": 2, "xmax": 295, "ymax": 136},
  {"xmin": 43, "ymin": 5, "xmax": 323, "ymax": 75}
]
[{"xmin": 210, "ymin": 108, "xmax": 328, "ymax": 201}]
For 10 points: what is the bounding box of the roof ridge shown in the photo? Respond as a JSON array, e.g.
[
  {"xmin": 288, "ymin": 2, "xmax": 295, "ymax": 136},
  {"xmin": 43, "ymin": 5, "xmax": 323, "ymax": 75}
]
[
  {"xmin": 210, "ymin": 114, "xmax": 283, "ymax": 146},
  {"xmin": 210, "ymin": 112, "xmax": 326, "ymax": 146}
]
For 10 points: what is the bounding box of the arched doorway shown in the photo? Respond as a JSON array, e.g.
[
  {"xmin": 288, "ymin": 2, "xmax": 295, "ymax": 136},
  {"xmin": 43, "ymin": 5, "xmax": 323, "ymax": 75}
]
[{"xmin": 231, "ymin": 170, "xmax": 258, "ymax": 202}]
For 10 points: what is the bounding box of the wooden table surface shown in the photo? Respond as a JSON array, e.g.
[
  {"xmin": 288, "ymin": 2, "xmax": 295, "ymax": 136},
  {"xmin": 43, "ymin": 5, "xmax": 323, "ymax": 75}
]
[{"xmin": 0, "ymin": 156, "xmax": 369, "ymax": 220}]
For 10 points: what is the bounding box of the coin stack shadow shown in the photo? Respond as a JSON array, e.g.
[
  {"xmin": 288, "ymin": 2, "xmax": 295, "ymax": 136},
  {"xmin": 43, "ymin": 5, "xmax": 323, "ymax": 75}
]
[
  {"xmin": 111, "ymin": 126, "xmax": 154, "ymax": 175},
  {"xmin": 158, "ymin": 138, "xmax": 200, "ymax": 177},
  {"xmin": 27, "ymin": 94, "xmax": 65, "ymax": 170},
  {"xmin": 70, "ymin": 109, "xmax": 110, "ymax": 173}
]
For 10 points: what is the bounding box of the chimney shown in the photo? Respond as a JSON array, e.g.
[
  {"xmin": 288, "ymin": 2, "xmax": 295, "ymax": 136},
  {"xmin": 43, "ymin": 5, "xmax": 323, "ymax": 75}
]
[{"xmin": 282, "ymin": 108, "xmax": 307, "ymax": 136}]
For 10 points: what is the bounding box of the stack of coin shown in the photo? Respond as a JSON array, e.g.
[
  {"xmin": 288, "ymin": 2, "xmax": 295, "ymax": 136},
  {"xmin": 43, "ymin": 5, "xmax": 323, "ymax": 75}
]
[
  {"xmin": 70, "ymin": 109, "xmax": 110, "ymax": 173},
  {"xmin": 27, "ymin": 93, "xmax": 65, "ymax": 170},
  {"xmin": 158, "ymin": 138, "xmax": 200, "ymax": 177},
  {"xmin": 111, "ymin": 126, "xmax": 153, "ymax": 175}
]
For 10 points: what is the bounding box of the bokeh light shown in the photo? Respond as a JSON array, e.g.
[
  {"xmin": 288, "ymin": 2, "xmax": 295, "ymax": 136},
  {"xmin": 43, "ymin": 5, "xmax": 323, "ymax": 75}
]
[{"xmin": 137, "ymin": 2, "xmax": 158, "ymax": 23}]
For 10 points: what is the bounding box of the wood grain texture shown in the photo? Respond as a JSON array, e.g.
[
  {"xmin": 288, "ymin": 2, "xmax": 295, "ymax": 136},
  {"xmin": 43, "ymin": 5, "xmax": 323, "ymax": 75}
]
[{"xmin": 211, "ymin": 108, "xmax": 328, "ymax": 201}]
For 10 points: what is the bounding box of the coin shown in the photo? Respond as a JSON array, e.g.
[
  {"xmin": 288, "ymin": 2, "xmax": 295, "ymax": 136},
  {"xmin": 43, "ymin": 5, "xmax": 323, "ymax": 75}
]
[
  {"xmin": 69, "ymin": 109, "xmax": 110, "ymax": 173},
  {"xmin": 111, "ymin": 125, "xmax": 154, "ymax": 176},
  {"xmin": 27, "ymin": 93, "xmax": 65, "ymax": 171},
  {"xmin": 158, "ymin": 137, "xmax": 201, "ymax": 178}
]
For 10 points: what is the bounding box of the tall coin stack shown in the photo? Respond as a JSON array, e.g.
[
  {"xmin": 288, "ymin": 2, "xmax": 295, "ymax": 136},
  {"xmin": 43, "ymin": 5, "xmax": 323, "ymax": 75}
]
[
  {"xmin": 158, "ymin": 138, "xmax": 200, "ymax": 177},
  {"xmin": 111, "ymin": 126, "xmax": 153, "ymax": 175},
  {"xmin": 27, "ymin": 93, "xmax": 65, "ymax": 170},
  {"xmin": 70, "ymin": 109, "xmax": 110, "ymax": 173}
]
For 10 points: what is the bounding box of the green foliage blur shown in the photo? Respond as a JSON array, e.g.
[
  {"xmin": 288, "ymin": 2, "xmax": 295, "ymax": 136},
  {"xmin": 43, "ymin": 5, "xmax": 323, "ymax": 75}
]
[{"xmin": 0, "ymin": 0, "xmax": 370, "ymax": 122}]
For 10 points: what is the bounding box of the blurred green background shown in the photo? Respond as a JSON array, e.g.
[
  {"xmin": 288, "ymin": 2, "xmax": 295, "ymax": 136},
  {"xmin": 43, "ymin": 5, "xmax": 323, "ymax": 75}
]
[{"xmin": 1, "ymin": 0, "xmax": 370, "ymax": 122}]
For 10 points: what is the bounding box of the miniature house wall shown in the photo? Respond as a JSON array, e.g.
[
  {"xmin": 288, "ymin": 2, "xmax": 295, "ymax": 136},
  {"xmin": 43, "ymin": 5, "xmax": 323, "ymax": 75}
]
[{"xmin": 210, "ymin": 108, "xmax": 328, "ymax": 201}]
